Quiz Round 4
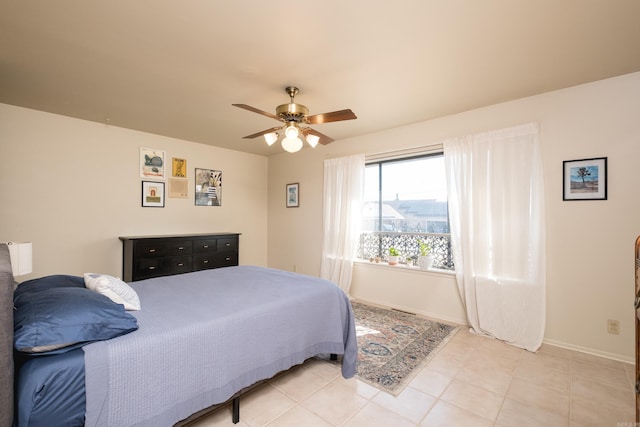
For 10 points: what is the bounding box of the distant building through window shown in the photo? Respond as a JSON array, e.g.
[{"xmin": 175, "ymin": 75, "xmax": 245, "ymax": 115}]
[{"xmin": 358, "ymin": 153, "xmax": 454, "ymax": 270}]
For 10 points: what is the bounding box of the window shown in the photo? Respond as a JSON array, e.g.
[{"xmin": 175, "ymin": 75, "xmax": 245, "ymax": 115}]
[{"xmin": 358, "ymin": 153, "xmax": 454, "ymax": 270}]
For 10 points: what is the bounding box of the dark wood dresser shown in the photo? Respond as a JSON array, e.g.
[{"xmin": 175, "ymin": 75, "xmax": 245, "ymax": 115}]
[{"xmin": 119, "ymin": 233, "xmax": 240, "ymax": 282}]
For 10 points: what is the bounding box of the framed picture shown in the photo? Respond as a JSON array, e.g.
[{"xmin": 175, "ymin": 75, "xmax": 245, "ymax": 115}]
[
  {"xmin": 141, "ymin": 181, "xmax": 165, "ymax": 207},
  {"xmin": 140, "ymin": 147, "xmax": 165, "ymax": 179},
  {"xmin": 563, "ymin": 157, "xmax": 607, "ymax": 201},
  {"xmin": 286, "ymin": 183, "xmax": 299, "ymax": 208},
  {"xmin": 194, "ymin": 168, "xmax": 222, "ymax": 206},
  {"xmin": 172, "ymin": 157, "xmax": 187, "ymax": 178},
  {"xmin": 168, "ymin": 178, "xmax": 188, "ymax": 199}
]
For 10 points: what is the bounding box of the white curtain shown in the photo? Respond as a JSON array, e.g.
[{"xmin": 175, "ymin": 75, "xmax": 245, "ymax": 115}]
[
  {"xmin": 320, "ymin": 154, "xmax": 365, "ymax": 293},
  {"xmin": 444, "ymin": 123, "xmax": 546, "ymax": 351}
]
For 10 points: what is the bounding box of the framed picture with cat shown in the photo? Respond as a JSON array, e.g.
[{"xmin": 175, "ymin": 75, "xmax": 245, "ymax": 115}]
[{"xmin": 140, "ymin": 147, "xmax": 166, "ymax": 179}]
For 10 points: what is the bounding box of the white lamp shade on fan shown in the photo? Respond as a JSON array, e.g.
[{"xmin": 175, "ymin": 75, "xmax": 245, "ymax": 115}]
[
  {"xmin": 8, "ymin": 242, "xmax": 32, "ymax": 276},
  {"xmin": 306, "ymin": 134, "xmax": 320, "ymax": 148},
  {"xmin": 281, "ymin": 136, "xmax": 303, "ymax": 153},
  {"xmin": 285, "ymin": 124, "xmax": 299, "ymax": 139},
  {"xmin": 264, "ymin": 132, "xmax": 278, "ymax": 146}
]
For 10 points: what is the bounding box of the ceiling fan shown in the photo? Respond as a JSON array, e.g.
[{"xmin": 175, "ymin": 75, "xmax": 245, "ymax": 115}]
[{"xmin": 232, "ymin": 86, "xmax": 357, "ymax": 153}]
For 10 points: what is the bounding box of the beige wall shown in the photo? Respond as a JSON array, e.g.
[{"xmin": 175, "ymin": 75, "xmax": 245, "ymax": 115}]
[
  {"xmin": 0, "ymin": 104, "xmax": 268, "ymax": 278},
  {"xmin": 2, "ymin": 72, "xmax": 638, "ymax": 362},
  {"xmin": 268, "ymin": 72, "xmax": 640, "ymax": 362}
]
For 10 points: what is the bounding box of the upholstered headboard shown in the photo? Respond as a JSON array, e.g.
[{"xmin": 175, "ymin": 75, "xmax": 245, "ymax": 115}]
[{"xmin": 0, "ymin": 244, "xmax": 14, "ymax": 427}]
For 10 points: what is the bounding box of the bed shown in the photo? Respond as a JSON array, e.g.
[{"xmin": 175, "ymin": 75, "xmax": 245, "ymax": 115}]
[{"xmin": 0, "ymin": 244, "xmax": 358, "ymax": 427}]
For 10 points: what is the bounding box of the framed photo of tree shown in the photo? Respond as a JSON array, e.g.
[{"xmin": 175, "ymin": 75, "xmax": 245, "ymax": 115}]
[
  {"xmin": 286, "ymin": 183, "xmax": 299, "ymax": 208},
  {"xmin": 563, "ymin": 157, "xmax": 607, "ymax": 201}
]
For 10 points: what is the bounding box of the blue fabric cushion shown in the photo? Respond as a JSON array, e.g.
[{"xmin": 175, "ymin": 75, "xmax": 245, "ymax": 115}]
[
  {"xmin": 14, "ymin": 287, "xmax": 138, "ymax": 355},
  {"xmin": 14, "ymin": 275, "xmax": 85, "ymax": 301}
]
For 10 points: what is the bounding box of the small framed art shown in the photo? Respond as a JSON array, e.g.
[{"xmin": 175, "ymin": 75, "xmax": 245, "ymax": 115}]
[
  {"xmin": 140, "ymin": 147, "xmax": 165, "ymax": 179},
  {"xmin": 563, "ymin": 157, "xmax": 607, "ymax": 201},
  {"xmin": 172, "ymin": 157, "xmax": 187, "ymax": 178},
  {"xmin": 142, "ymin": 181, "xmax": 165, "ymax": 207},
  {"xmin": 286, "ymin": 183, "xmax": 299, "ymax": 208},
  {"xmin": 168, "ymin": 178, "xmax": 189, "ymax": 199}
]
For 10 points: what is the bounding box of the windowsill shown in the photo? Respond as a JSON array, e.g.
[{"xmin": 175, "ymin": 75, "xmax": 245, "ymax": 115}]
[{"xmin": 354, "ymin": 259, "xmax": 456, "ymax": 277}]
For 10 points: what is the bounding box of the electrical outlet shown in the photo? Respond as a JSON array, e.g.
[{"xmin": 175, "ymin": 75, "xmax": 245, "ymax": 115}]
[{"xmin": 607, "ymin": 319, "xmax": 620, "ymax": 335}]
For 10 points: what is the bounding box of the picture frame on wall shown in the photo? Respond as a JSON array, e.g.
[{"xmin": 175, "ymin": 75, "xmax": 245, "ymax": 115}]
[
  {"xmin": 563, "ymin": 157, "xmax": 607, "ymax": 201},
  {"xmin": 172, "ymin": 157, "xmax": 187, "ymax": 178},
  {"xmin": 194, "ymin": 168, "xmax": 222, "ymax": 206},
  {"xmin": 142, "ymin": 181, "xmax": 165, "ymax": 207},
  {"xmin": 286, "ymin": 183, "xmax": 299, "ymax": 208},
  {"xmin": 168, "ymin": 178, "xmax": 189, "ymax": 199},
  {"xmin": 140, "ymin": 147, "xmax": 165, "ymax": 179}
]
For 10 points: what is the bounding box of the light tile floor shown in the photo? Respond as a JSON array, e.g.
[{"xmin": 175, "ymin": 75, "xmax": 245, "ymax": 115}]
[{"xmin": 187, "ymin": 327, "xmax": 635, "ymax": 427}]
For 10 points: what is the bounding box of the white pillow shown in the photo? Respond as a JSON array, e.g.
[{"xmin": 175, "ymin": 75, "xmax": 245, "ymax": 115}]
[{"xmin": 84, "ymin": 273, "xmax": 141, "ymax": 311}]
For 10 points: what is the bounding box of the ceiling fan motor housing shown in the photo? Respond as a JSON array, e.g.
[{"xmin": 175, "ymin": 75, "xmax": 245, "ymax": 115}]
[{"xmin": 276, "ymin": 103, "xmax": 309, "ymax": 123}]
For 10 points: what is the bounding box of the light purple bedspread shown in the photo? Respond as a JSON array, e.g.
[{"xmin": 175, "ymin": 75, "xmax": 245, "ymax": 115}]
[{"xmin": 83, "ymin": 266, "xmax": 357, "ymax": 427}]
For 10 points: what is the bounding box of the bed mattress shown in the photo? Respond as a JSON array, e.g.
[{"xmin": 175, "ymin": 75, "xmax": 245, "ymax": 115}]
[{"xmin": 83, "ymin": 266, "xmax": 357, "ymax": 427}]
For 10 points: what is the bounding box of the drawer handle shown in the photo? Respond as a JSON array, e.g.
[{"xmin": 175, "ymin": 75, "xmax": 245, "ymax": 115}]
[
  {"xmin": 203, "ymin": 245, "xmax": 209, "ymax": 249},
  {"xmin": 177, "ymin": 263, "xmax": 184, "ymax": 267},
  {"xmin": 149, "ymin": 249, "xmax": 156, "ymax": 253},
  {"xmin": 225, "ymin": 242, "xmax": 231, "ymax": 247},
  {"xmin": 203, "ymin": 260, "xmax": 209, "ymax": 264},
  {"xmin": 178, "ymin": 247, "xmax": 184, "ymax": 251},
  {"xmin": 225, "ymin": 257, "xmax": 231, "ymax": 261},
  {"xmin": 148, "ymin": 266, "xmax": 156, "ymax": 270}
]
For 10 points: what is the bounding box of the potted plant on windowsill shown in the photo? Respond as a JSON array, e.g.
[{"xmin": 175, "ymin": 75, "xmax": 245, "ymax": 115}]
[
  {"xmin": 417, "ymin": 242, "xmax": 434, "ymax": 270},
  {"xmin": 388, "ymin": 247, "xmax": 400, "ymax": 265}
]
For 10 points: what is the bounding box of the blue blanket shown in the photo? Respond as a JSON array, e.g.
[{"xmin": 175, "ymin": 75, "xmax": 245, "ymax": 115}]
[{"xmin": 83, "ymin": 266, "xmax": 357, "ymax": 427}]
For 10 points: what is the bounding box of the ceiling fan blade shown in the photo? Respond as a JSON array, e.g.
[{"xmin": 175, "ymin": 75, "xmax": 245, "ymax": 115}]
[
  {"xmin": 304, "ymin": 128, "xmax": 335, "ymax": 145},
  {"xmin": 306, "ymin": 109, "xmax": 357, "ymax": 124},
  {"xmin": 241, "ymin": 126, "xmax": 282, "ymax": 139},
  {"xmin": 232, "ymin": 104, "xmax": 279, "ymax": 121}
]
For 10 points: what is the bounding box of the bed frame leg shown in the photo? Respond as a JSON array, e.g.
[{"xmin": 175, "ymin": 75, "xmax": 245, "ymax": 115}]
[
  {"xmin": 232, "ymin": 397, "xmax": 240, "ymax": 424},
  {"xmin": 229, "ymin": 354, "xmax": 337, "ymax": 424}
]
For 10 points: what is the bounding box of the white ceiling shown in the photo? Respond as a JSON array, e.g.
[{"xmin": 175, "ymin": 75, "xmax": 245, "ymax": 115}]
[{"xmin": 1, "ymin": 1, "xmax": 639, "ymax": 156}]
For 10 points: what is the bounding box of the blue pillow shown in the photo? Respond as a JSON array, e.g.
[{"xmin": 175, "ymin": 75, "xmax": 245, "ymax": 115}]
[
  {"xmin": 14, "ymin": 287, "xmax": 138, "ymax": 355},
  {"xmin": 14, "ymin": 275, "xmax": 85, "ymax": 300}
]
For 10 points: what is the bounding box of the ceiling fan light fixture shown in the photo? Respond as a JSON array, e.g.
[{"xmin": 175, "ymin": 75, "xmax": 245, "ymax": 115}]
[
  {"xmin": 264, "ymin": 132, "xmax": 278, "ymax": 146},
  {"xmin": 306, "ymin": 134, "xmax": 320, "ymax": 148},
  {"xmin": 281, "ymin": 136, "xmax": 303, "ymax": 153},
  {"xmin": 285, "ymin": 123, "xmax": 299, "ymax": 139},
  {"xmin": 233, "ymin": 85, "xmax": 357, "ymax": 153}
]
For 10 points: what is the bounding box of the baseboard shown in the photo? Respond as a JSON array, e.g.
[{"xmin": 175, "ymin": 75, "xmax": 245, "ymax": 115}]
[{"xmin": 542, "ymin": 338, "xmax": 634, "ymax": 365}]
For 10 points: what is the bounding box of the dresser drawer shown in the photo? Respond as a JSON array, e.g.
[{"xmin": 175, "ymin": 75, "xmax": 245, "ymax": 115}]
[
  {"xmin": 193, "ymin": 253, "xmax": 216, "ymax": 270},
  {"xmin": 215, "ymin": 252, "xmax": 238, "ymax": 268},
  {"xmin": 193, "ymin": 239, "xmax": 217, "ymax": 253},
  {"xmin": 217, "ymin": 238, "xmax": 237, "ymax": 252},
  {"xmin": 135, "ymin": 241, "xmax": 166, "ymax": 258},
  {"xmin": 167, "ymin": 240, "xmax": 192, "ymax": 256},
  {"xmin": 134, "ymin": 258, "xmax": 163, "ymax": 279},
  {"xmin": 163, "ymin": 256, "xmax": 193, "ymax": 275}
]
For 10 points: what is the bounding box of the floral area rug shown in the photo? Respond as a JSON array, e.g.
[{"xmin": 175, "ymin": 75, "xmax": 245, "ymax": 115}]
[{"xmin": 352, "ymin": 301, "xmax": 458, "ymax": 395}]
